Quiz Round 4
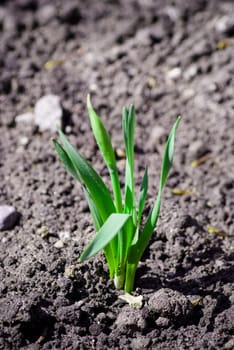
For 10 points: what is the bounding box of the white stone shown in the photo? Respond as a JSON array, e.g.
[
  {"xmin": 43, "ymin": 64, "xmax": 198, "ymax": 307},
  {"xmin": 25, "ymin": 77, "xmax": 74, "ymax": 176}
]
[
  {"xmin": 34, "ymin": 95, "xmax": 63, "ymax": 132},
  {"xmin": 215, "ymin": 16, "xmax": 234, "ymax": 34},
  {"xmin": 58, "ymin": 230, "xmax": 70, "ymax": 242},
  {"xmin": 184, "ymin": 65, "xmax": 198, "ymax": 81},
  {"xmin": 182, "ymin": 88, "xmax": 196, "ymax": 102},
  {"xmin": 19, "ymin": 136, "xmax": 29, "ymax": 146},
  {"xmin": 167, "ymin": 67, "xmax": 182, "ymax": 81},
  {"xmin": 15, "ymin": 112, "xmax": 34, "ymax": 124},
  {"xmin": 54, "ymin": 240, "xmax": 64, "ymax": 248}
]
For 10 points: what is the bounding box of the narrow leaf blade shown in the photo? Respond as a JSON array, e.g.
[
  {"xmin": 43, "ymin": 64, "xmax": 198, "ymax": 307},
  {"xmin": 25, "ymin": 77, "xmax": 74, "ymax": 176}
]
[
  {"xmin": 122, "ymin": 105, "xmax": 136, "ymax": 218},
  {"xmin": 83, "ymin": 188, "xmax": 116, "ymax": 277},
  {"xmin": 137, "ymin": 167, "xmax": 148, "ymax": 223},
  {"xmin": 57, "ymin": 130, "xmax": 115, "ymax": 220},
  {"xmin": 52, "ymin": 139, "xmax": 80, "ymax": 181},
  {"xmin": 83, "ymin": 188, "xmax": 103, "ymax": 231},
  {"xmin": 87, "ymin": 95, "xmax": 122, "ymax": 212},
  {"xmin": 80, "ymin": 213, "xmax": 131, "ymax": 261},
  {"xmin": 87, "ymin": 94, "xmax": 116, "ymax": 169},
  {"xmin": 159, "ymin": 116, "xmax": 181, "ymax": 191}
]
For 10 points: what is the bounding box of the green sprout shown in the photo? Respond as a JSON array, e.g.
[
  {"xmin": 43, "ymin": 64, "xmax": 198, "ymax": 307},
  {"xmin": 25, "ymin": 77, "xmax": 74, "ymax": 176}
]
[{"xmin": 52, "ymin": 95, "xmax": 181, "ymax": 293}]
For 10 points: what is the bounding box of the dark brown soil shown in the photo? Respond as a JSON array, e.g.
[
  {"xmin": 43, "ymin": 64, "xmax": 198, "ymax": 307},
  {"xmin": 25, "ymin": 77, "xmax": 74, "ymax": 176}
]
[{"xmin": 0, "ymin": 0, "xmax": 234, "ymax": 349}]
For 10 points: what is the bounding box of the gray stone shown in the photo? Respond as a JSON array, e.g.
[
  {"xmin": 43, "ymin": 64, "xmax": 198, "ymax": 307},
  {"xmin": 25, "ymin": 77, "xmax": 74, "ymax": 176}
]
[
  {"xmin": 0, "ymin": 205, "xmax": 19, "ymax": 230},
  {"xmin": 37, "ymin": 4, "xmax": 56, "ymax": 25},
  {"xmin": 149, "ymin": 125, "xmax": 167, "ymax": 147},
  {"xmin": 34, "ymin": 95, "xmax": 63, "ymax": 132},
  {"xmin": 135, "ymin": 28, "xmax": 151, "ymax": 45},
  {"xmin": 215, "ymin": 16, "xmax": 234, "ymax": 36},
  {"xmin": 224, "ymin": 339, "xmax": 234, "ymax": 350},
  {"xmin": 188, "ymin": 140, "xmax": 208, "ymax": 160},
  {"xmin": 182, "ymin": 88, "xmax": 196, "ymax": 102}
]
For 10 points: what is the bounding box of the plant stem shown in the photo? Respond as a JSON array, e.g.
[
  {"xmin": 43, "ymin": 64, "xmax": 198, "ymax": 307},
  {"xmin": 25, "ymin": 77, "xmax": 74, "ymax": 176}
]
[
  {"xmin": 114, "ymin": 271, "xmax": 125, "ymax": 289},
  {"xmin": 109, "ymin": 166, "xmax": 124, "ymax": 273},
  {"xmin": 124, "ymin": 263, "xmax": 137, "ymax": 293}
]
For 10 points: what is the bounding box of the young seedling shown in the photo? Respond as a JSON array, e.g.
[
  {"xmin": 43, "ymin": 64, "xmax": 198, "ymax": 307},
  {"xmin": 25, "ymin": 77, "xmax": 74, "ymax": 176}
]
[{"xmin": 52, "ymin": 96, "xmax": 181, "ymax": 293}]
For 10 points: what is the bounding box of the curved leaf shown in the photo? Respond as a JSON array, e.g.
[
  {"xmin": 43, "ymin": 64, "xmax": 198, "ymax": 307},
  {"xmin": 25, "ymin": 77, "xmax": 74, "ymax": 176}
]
[
  {"xmin": 80, "ymin": 213, "xmax": 131, "ymax": 261},
  {"xmin": 57, "ymin": 130, "xmax": 115, "ymax": 221}
]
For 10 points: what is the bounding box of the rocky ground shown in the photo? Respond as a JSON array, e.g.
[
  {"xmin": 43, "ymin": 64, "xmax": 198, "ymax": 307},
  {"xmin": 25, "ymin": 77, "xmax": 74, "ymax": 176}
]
[{"xmin": 0, "ymin": 0, "xmax": 234, "ymax": 349}]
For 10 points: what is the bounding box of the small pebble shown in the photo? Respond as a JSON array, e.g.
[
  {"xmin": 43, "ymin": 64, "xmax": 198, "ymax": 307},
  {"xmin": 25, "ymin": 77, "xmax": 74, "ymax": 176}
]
[
  {"xmin": 147, "ymin": 76, "xmax": 157, "ymax": 89},
  {"xmin": 224, "ymin": 339, "xmax": 234, "ymax": 350},
  {"xmin": 215, "ymin": 259, "xmax": 224, "ymax": 267},
  {"xmin": 89, "ymin": 83, "xmax": 98, "ymax": 92},
  {"xmin": 182, "ymin": 89, "xmax": 196, "ymax": 102},
  {"xmin": 58, "ymin": 230, "xmax": 70, "ymax": 242},
  {"xmin": 54, "ymin": 240, "xmax": 64, "ymax": 249},
  {"xmin": 116, "ymin": 148, "xmax": 126, "ymax": 158},
  {"xmin": 188, "ymin": 140, "xmax": 208, "ymax": 160},
  {"xmin": 64, "ymin": 265, "xmax": 75, "ymax": 279},
  {"xmin": 36, "ymin": 226, "xmax": 49, "ymax": 238},
  {"xmin": 215, "ymin": 16, "xmax": 234, "ymax": 35},
  {"xmin": 167, "ymin": 67, "xmax": 182, "ymax": 81},
  {"xmin": 184, "ymin": 65, "xmax": 199, "ymax": 81},
  {"xmin": 149, "ymin": 125, "xmax": 166, "ymax": 146},
  {"xmin": 19, "ymin": 136, "xmax": 29, "ymax": 146},
  {"xmin": 0, "ymin": 205, "xmax": 19, "ymax": 230},
  {"xmin": 34, "ymin": 95, "xmax": 63, "ymax": 132},
  {"xmin": 15, "ymin": 112, "xmax": 34, "ymax": 124},
  {"xmin": 65, "ymin": 125, "xmax": 72, "ymax": 134},
  {"xmin": 36, "ymin": 4, "xmax": 56, "ymax": 25}
]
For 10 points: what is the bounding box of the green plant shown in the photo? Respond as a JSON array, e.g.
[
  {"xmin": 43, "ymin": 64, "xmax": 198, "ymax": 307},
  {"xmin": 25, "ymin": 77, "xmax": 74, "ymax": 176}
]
[{"xmin": 52, "ymin": 96, "xmax": 181, "ymax": 293}]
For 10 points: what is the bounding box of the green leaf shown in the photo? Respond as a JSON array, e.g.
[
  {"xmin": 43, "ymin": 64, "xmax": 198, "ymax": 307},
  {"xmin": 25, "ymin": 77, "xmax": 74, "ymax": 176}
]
[
  {"xmin": 120, "ymin": 106, "xmax": 137, "ymax": 263},
  {"xmin": 159, "ymin": 116, "xmax": 181, "ymax": 191},
  {"xmin": 128, "ymin": 116, "xmax": 181, "ymax": 265},
  {"xmin": 57, "ymin": 130, "xmax": 115, "ymax": 221},
  {"xmin": 87, "ymin": 95, "xmax": 122, "ymax": 213},
  {"xmin": 123, "ymin": 105, "xmax": 135, "ymax": 171},
  {"xmin": 122, "ymin": 106, "xmax": 136, "ymax": 219},
  {"xmin": 87, "ymin": 94, "xmax": 116, "ymax": 170},
  {"xmin": 83, "ymin": 188, "xmax": 116, "ymax": 278},
  {"xmin": 137, "ymin": 167, "xmax": 148, "ymax": 224},
  {"xmin": 57, "ymin": 129, "xmax": 120, "ymax": 270},
  {"xmin": 53, "ymin": 134, "xmax": 117, "ymax": 275},
  {"xmin": 80, "ymin": 213, "xmax": 131, "ymax": 261},
  {"xmin": 83, "ymin": 188, "xmax": 103, "ymax": 231},
  {"xmin": 52, "ymin": 139, "xmax": 80, "ymax": 181}
]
